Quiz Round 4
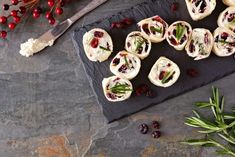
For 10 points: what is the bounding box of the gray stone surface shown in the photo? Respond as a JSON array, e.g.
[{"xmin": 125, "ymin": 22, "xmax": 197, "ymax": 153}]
[{"xmin": 0, "ymin": 0, "xmax": 234, "ymax": 157}]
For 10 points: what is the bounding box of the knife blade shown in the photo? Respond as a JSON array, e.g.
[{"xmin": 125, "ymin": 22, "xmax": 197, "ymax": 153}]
[{"xmin": 38, "ymin": 0, "xmax": 108, "ymax": 46}]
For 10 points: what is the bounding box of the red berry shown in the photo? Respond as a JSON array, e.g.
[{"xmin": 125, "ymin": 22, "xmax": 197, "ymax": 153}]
[
  {"xmin": 111, "ymin": 22, "xmax": 118, "ymax": 29},
  {"xmin": 11, "ymin": 10, "xmax": 18, "ymax": 17},
  {"xmin": 187, "ymin": 68, "xmax": 199, "ymax": 77},
  {"xmin": 33, "ymin": 12, "xmax": 40, "ymax": 18},
  {"xmin": 13, "ymin": 16, "xmax": 21, "ymax": 23},
  {"xmin": 152, "ymin": 121, "xmax": 160, "ymax": 129},
  {"xmin": 19, "ymin": 6, "xmax": 26, "ymax": 14},
  {"xmin": 115, "ymin": 22, "xmax": 124, "ymax": 28},
  {"xmin": 171, "ymin": 2, "xmax": 178, "ymax": 12},
  {"xmin": 121, "ymin": 18, "xmax": 134, "ymax": 25},
  {"xmin": 55, "ymin": 7, "xmax": 63, "ymax": 15},
  {"xmin": 48, "ymin": 0, "xmax": 55, "ymax": 7},
  {"xmin": 94, "ymin": 31, "xmax": 104, "ymax": 38},
  {"xmin": 60, "ymin": 0, "xmax": 65, "ymax": 7},
  {"xmin": 2, "ymin": 4, "xmax": 10, "ymax": 11},
  {"xmin": 8, "ymin": 23, "xmax": 16, "ymax": 30},
  {"xmin": 45, "ymin": 12, "xmax": 52, "ymax": 19},
  {"xmin": 152, "ymin": 131, "xmax": 161, "ymax": 139},
  {"xmin": 33, "ymin": 7, "xmax": 42, "ymax": 14},
  {"xmin": 0, "ymin": 16, "xmax": 7, "ymax": 24},
  {"xmin": 23, "ymin": 0, "xmax": 29, "ymax": 3},
  {"xmin": 11, "ymin": 0, "xmax": 19, "ymax": 5},
  {"xmin": 90, "ymin": 38, "xmax": 99, "ymax": 48},
  {"xmin": 139, "ymin": 123, "xmax": 149, "ymax": 134},
  {"xmin": 48, "ymin": 17, "xmax": 55, "ymax": 25},
  {"xmin": 0, "ymin": 31, "xmax": 7, "ymax": 38}
]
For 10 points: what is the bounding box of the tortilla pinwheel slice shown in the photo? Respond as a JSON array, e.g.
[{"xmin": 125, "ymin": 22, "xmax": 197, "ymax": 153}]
[
  {"xmin": 213, "ymin": 27, "xmax": 235, "ymax": 57},
  {"xmin": 125, "ymin": 31, "xmax": 152, "ymax": 60},
  {"xmin": 148, "ymin": 57, "xmax": 180, "ymax": 88},
  {"xmin": 83, "ymin": 28, "xmax": 113, "ymax": 62},
  {"xmin": 166, "ymin": 21, "xmax": 192, "ymax": 51},
  {"xmin": 185, "ymin": 28, "xmax": 214, "ymax": 60},
  {"xmin": 102, "ymin": 76, "xmax": 133, "ymax": 102},
  {"xmin": 138, "ymin": 15, "xmax": 169, "ymax": 43},
  {"xmin": 110, "ymin": 51, "xmax": 141, "ymax": 80},
  {"xmin": 223, "ymin": 0, "xmax": 235, "ymax": 6},
  {"xmin": 185, "ymin": 0, "xmax": 216, "ymax": 21},
  {"xmin": 218, "ymin": 7, "xmax": 235, "ymax": 35}
]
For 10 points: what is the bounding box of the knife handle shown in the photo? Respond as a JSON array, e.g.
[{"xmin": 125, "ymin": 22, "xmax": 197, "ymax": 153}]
[{"xmin": 69, "ymin": 0, "xmax": 108, "ymax": 23}]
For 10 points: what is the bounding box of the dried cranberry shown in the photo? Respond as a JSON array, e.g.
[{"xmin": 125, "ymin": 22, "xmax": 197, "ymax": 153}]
[
  {"xmin": 189, "ymin": 41, "xmax": 195, "ymax": 53},
  {"xmin": 152, "ymin": 131, "xmax": 161, "ymax": 138},
  {"xmin": 111, "ymin": 22, "xmax": 118, "ymax": 29},
  {"xmin": 112, "ymin": 58, "xmax": 120, "ymax": 65},
  {"xmin": 159, "ymin": 71, "xmax": 166, "ymax": 80},
  {"xmin": 187, "ymin": 68, "xmax": 199, "ymax": 77},
  {"xmin": 152, "ymin": 121, "xmax": 160, "ymax": 129},
  {"xmin": 94, "ymin": 31, "xmax": 104, "ymax": 38},
  {"xmin": 142, "ymin": 24, "xmax": 150, "ymax": 35},
  {"xmin": 135, "ymin": 84, "xmax": 149, "ymax": 96},
  {"xmin": 107, "ymin": 93, "xmax": 116, "ymax": 100},
  {"xmin": 115, "ymin": 22, "xmax": 124, "ymax": 28},
  {"xmin": 90, "ymin": 38, "xmax": 99, "ymax": 48},
  {"xmin": 118, "ymin": 64, "xmax": 128, "ymax": 73},
  {"xmin": 139, "ymin": 123, "xmax": 149, "ymax": 134},
  {"xmin": 169, "ymin": 37, "xmax": 178, "ymax": 45},
  {"xmin": 153, "ymin": 16, "xmax": 162, "ymax": 23},
  {"xmin": 121, "ymin": 18, "xmax": 134, "ymax": 25},
  {"xmin": 204, "ymin": 33, "xmax": 209, "ymax": 44},
  {"xmin": 171, "ymin": 2, "xmax": 178, "ymax": 12},
  {"xmin": 146, "ymin": 89, "xmax": 155, "ymax": 98},
  {"xmin": 221, "ymin": 32, "xmax": 229, "ymax": 40}
]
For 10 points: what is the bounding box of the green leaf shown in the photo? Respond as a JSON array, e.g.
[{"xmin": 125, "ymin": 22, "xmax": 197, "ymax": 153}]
[
  {"xmin": 195, "ymin": 102, "xmax": 213, "ymax": 108},
  {"xmin": 224, "ymin": 114, "xmax": 235, "ymax": 120},
  {"xmin": 182, "ymin": 139, "xmax": 212, "ymax": 146},
  {"xmin": 150, "ymin": 26, "xmax": 162, "ymax": 34},
  {"xmin": 218, "ymin": 133, "xmax": 235, "ymax": 145},
  {"xmin": 176, "ymin": 24, "xmax": 186, "ymax": 41},
  {"xmin": 193, "ymin": 110, "xmax": 201, "ymax": 118}
]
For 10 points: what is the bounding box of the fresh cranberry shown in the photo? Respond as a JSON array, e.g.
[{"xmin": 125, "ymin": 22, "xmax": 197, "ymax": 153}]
[
  {"xmin": 45, "ymin": 12, "xmax": 53, "ymax": 19},
  {"xmin": 221, "ymin": 32, "xmax": 229, "ymax": 40},
  {"xmin": 152, "ymin": 131, "xmax": 161, "ymax": 138},
  {"xmin": 13, "ymin": 16, "xmax": 21, "ymax": 23},
  {"xmin": 152, "ymin": 121, "xmax": 160, "ymax": 129},
  {"xmin": 94, "ymin": 31, "xmax": 104, "ymax": 38},
  {"xmin": 10, "ymin": 10, "xmax": 18, "ymax": 17},
  {"xmin": 55, "ymin": 7, "xmax": 63, "ymax": 15},
  {"xmin": 171, "ymin": 2, "xmax": 179, "ymax": 12},
  {"xmin": 0, "ymin": 31, "xmax": 7, "ymax": 38},
  {"xmin": 90, "ymin": 38, "xmax": 99, "ymax": 48},
  {"xmin": 11, "ymin": 0, "xmax": 19, "ymax": 5},
  {"xmin": 139, "ymin": 123, "xmax": 149, "ymax": 134},
  {"xmin": 8, "ymin": 23, "xmax": 16, "ymax": 30},
  {"xmin": 33, "ymin": 7, "xmax": 42, "ymax": 14},
  {"xmin": 48, "ymin": 17, "xmax": 56, "ymax": 25},
  {"xmin": 2, "ymin": 4, "xmax": 9, "ymax": 11},
  {"xmin": 48, "ymin": 0, "xmax": 55, "ymax": 7},
  {"xmin": 33, "ymin": 12, "xmax": 40, "ymax": 18},
  {"xmin": 187, "ymin": 68, "xmax": 199, "ymax": 77},
  {"xmin": 19, "ymin": 6, "xmax": 26, "ymax": 14},
  {"xmin": 0, "ymin": 16, "xmax": 7, "ymax": 24}
]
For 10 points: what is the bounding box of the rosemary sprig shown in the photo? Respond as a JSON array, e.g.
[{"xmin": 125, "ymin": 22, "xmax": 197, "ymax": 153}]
[
  {"xmin": 176, "ymin": 24, "xmax": 186, "ymax": 41},
  {"xmin": 161, "ymin": 71, "xmax": 174, "ymax": 84},
  {"xmin": 135, "ymin": 38, "xmax": 145, "ymax": 51},
  {"xmin": 100, "ymin": 46, "xmax": 110, "ymax": 51},
  {"xmin": 110, "ymin": 83, "xmax": 133, "ymax": 94},
  {"xmin": 150, "ymin": 26, "xmax": 162, "ymax": 34},
  {"xmin": 124, "ymin": 56, "xmax": 130, "ymax": 69},
  {"xmin": 183, "ymin": 87, "xmax": 235, "ymax": 157}
]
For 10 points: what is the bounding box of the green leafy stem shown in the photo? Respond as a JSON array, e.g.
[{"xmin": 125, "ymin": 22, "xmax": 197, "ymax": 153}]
[{"xmin": 110, "ymin": 83, "xmax": 133, "ymax": 94}]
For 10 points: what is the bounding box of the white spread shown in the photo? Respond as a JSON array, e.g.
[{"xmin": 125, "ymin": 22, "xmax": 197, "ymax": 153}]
[
  {"xmin": 218, "ymin": 7, "xmax": 235, "ymax": 35},
  {"xmin": 138, "ymin": 15, "xmax": 168, "ymax": 43},
  {"xmin": 213, "ymin": 27, "xmax": 235, "ymax": 57},
  {"xmin": 148, "ymin": 57, "xmax": 180, "ymax": 88},
  {"xmin": 83, "ymin": 28, "xmax": 113, "ymax": 62},
  {"xmin": 125, "ymin": 31, "xmax": 151, "ymax": 60},
  {"xmin": 110, "ymin": 51, "xmax": 141, "ymax": 80},
  {"xmin": 185, "ymin": 28, "xmax": 213, "ymax": 60},
  {"xmin": 185, "ymin": 0, "xmax": 216, "ymax": 21},
  {"xmin": 102, "ymin": 76, "xmax": 133, "ymax": 102},
  {"xmin": 19, "ymin": 38, "xmax": 54, "ymax": 57},
  {"xmin": 223, "ymin": 0, "xmax": 235, "ymax": 6}
]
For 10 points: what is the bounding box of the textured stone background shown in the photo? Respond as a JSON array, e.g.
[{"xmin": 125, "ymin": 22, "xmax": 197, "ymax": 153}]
[{"xmin": 0, "ymin": 0, "xmax": 234, "ymax": 157}]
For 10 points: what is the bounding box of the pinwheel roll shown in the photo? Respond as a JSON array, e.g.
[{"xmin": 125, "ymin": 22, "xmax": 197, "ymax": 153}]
[
  {"xmin": 110, "ymin": 51, "xmax": 141, "ymax": 80},
  {"xmin": 185, "ymin": 28, "xmax": 214, "ymax": 60},
  {"xmin": 83, "ymin": 28, "xmax": 113, "ymax": 62},
  {"xmin": 185, "ymin": 0, "xmax": 216, "ymax": 21},
  {"xmin": 138, "ymin": 15, "xmax": 169, "ymax": 43},
  {"xmin": 125, "ymin": 31, "xmax": 152, "ymax": 60},
  {"xmin": 102, "ymin": 76, "xmax": 133, "ymax": 102},
  {"xmin": 223, "ymin": 0, "xmax": 235, "ymax": 6},
  {"xmin": 213, "ymin": 27, "xmax": 235, "ymax": 57},
  {"xmin": 148, "ymin": 57, "xmax": 180, "ymax": 88},
  {"xmin": 218, "ymin": 7, "xmax": 235, "ymax": 34},
  {"xmin": 166, "ymin": 21, "xmax": 192, "ymax": 51}
]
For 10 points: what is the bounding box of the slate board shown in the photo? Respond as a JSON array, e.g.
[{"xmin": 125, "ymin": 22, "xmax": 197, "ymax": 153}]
[{"xmin": 72, "ymin": 0, "xmax": 235, "ymax": 123}]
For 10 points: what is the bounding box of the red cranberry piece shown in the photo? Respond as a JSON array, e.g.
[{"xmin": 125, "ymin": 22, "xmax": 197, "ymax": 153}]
[
  {"xmin": 171, "ymin": 2, "xmax": 179, "ymax": 12},
  {"xmin": 112, "ymin": 58, "xmax": 120, "ymax": 65},
  {"xmin": 111, "ymin": 22, "xmax": 118, "ymax": 29},
  {"xmin": 107, "ymin": 93, "xmax": 116, "ymax": 100},
  {"xmin": 139, "ymin": 123, "xmax": 149, "ymax": 134},
  {"xmin": 152, "ymin": 121, "xmax": 160, "ymax": 129},
  {"xmin": 169, "ymin": 37, "xmax": 178, "ymax": 45},
  {"xmin": 142, "ymin": 24, "xmax": 150, "ymax": 35},
  {"xmin": 187, "ymin": 68, "xmax": 199, "ymax": 77},
  {"xmin": 221, "ymin": 32, "xmax": 229, "ymax": 40},
  {"xmin": 204, "ymin": 33, "xmax": 209, "ymax": 44},
  {"xmin": 135, "ymin": 84, "xmax": 150, "ymax": 96},
  {"xmin": 115, "ymin": 22, "xmax": 124, "ymax": 28},
  {"xmin": 90, "ymin": 38, "xmax": 99, "ymax": 48},
  {"xmin": 94, "ymin": 31, "xmax": 104, "ymax": 38},
  {"xmin": 121, "ymin": 18, "xmax": 134, "ymax": 25},
  {"xmin": 159, "ymin": 71, "xmax": 166, "ymax": 80},
  {"xmin": 152, "ymin": 131, "xmax": 161, "ymax": 138}
]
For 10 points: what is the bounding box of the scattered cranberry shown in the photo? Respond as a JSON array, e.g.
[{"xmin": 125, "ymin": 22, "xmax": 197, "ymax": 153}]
[
  {"xmin": 152, "ymin": 121, "xmax": 160, "ymax": 129},
  {"xmin": 135, "ymin": 84, "xmax": 149, "ymax": 96},
  {"xmin": 11, "ymin": 0, "xmax": 19, "ymax": 5},
  {"xmin": 8, "ymin": 23, "xmax": 16, "ymax": 30},
  {"xmin": 48, "ymin": 17, "xmax": 56, "ymax": 25},
  {"xmin": 139, "ymin": 123, "xmax": 149, "ymax": 134},
  {"xmin": 55, "ymin": 7, "xmax": 63, "ymax": 15},
  {"xmin": 33, "ymin": 12, "xmax": 40, "ymax": 18},
  {"xmin": 13, "ymin": 16, "xmax": 21, "ymax": 23},
  {"xmin": 48, "ymin": 0, "xmax": 55, "ymax": 7},
  {"xmin": 171, "ymin": 2, "xmax": 179, "ymax": 12},
  {"xmin": 10, "ymin": 10, "xmax": 18, "ymax": 17},
  {"xmin": 111, "ymin": 18, "xmax": 134, "ymax": 29},
  {"xmin": 45, "ymin": 12, "xmax": 53, "ymax": 19},
  {"xmin": 60, "ymin": 0, "xmax": 65, "ymax": 7},
  {"xmin": 19, "ymin": 6, "xmax": 26, "ymax": 14},
  {"xmin": 94, "ymin": 31, "xmax": 104, "ymax": 38},
  {"xmin": 112, "ymin": 58, "xmax": 120, "ymax": 65},
  {"xmin": 90, "ymin": 38, "xmax": 99, "ymax": 48},
  {"xmin": 33, "ymin": 7, "xmax": 42, "ymax": 14},
  {"xmin": 2, "ymin": 4, "xmax": 9, "ymax": 11},
  {"xmin": 152, "ymin": 131, "xmax": 161, "ymax": 138},
  {"xmin": 0, "ymin": 16, "xmax": 7, "ymax": 24},
  {"xmin": 0, "ymin": 31, "xmax": 7, "ymax": 38},
  {"xmin": 115, "ymin": 22, "xmax": 124, "ymax": 28},
  {"xmin": 146, "ymin": 89, "xmax": 155, "ymax": 98},
  {"xmin": 221, "ymin": 32, "xmax": 228, "ymax": 40},
  {"xmin": 121, "ymin": 18, "xmax": 134, "ymax": 25},
  {"xmin": 187, "ymin": 68, "xmax": 199, "ymax": 77}
]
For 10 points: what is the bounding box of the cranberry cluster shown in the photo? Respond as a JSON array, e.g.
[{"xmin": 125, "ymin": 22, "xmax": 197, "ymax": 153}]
[
  {"xmin": 139, "ymin": 121, "xmax": 161, "ymax": 139},
  {"xmin": 0, "ymin": 0, "xmax": 68, "ymax": 39}
]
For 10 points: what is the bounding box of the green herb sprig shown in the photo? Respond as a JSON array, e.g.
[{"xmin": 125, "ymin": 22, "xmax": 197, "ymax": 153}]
[
  {"xmin": 176, "ymin": 24, "xmax": 186, "ymax": 41},
  {"xmin": 183, "ymin": 87, "xmax": 235, "ymax": 157},
  {"xmin": 110, "ymin": 83, "xmax": 133, "ymax": 94},
  {"xmin": 161, "ymin": 71, "xmax": 174, "ymax": 84},
  {"xmin": 135, "ymin": 38, "xmax": 145, "ymax": 51},
  {"xmin": 100, "ymin": 46, "xmax": 110, "ymax": 51},
  {"xmin": 150, "ymin": 26, "xmax": 162, "ymax": 34},
  {"xmin": 124, "ymin": 56, "xmax": 130, "ymax": 69}
]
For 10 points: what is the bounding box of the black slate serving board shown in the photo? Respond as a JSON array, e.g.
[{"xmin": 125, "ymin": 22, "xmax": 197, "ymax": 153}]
[{"xmin": 72, "ymin": 0, "xmax": 235, "ymax": 123}]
